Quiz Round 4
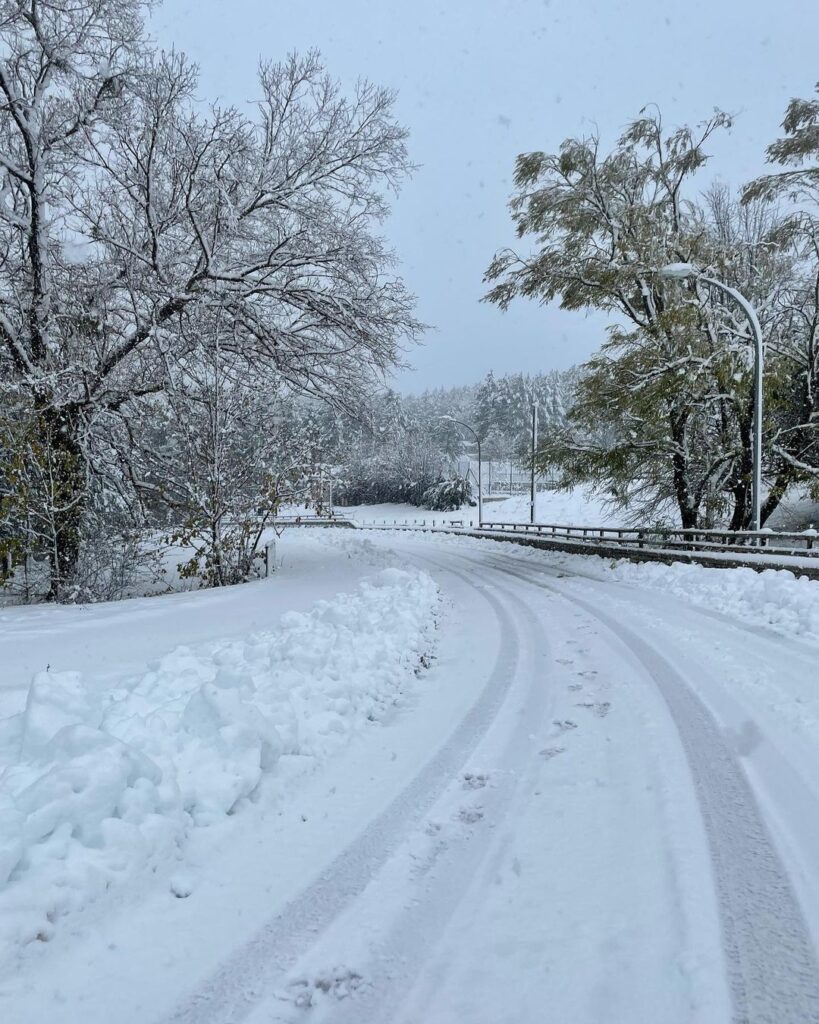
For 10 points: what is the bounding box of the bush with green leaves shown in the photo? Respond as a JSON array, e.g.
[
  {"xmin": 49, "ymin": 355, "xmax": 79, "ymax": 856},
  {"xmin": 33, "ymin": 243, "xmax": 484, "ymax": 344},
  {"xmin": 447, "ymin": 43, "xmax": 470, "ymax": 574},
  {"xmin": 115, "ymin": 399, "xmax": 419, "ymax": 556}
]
[{"xmin": 421, "ymin": 477, "xmax": 472, "ymax": 511}]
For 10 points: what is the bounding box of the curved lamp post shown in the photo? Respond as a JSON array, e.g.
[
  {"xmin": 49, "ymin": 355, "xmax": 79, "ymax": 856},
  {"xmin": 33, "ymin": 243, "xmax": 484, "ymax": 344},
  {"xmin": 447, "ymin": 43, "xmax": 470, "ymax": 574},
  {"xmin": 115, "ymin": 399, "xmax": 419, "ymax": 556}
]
[
  {"xmin": 659, "ymin": 262, "xmax": 764, "ymax": 532},
  {"xmin": 440, "ymin": 416, "xmax": 483, "ymax": 526}
]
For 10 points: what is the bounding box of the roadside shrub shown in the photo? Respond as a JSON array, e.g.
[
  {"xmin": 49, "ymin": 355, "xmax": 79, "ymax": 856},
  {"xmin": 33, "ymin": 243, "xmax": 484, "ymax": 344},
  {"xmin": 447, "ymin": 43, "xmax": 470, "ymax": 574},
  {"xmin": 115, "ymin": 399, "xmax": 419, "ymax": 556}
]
[{"xmin": 421, "ymin": 477, "xmax": 472, "ymax": 511}]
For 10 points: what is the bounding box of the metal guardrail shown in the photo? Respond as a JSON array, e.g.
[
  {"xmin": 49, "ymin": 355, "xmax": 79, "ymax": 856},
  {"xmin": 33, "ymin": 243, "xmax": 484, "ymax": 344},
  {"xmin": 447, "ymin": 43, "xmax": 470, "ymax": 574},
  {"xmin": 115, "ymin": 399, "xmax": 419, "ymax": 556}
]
[
  {"xmin": 272, "ymin": 515, "xmax": 355, "ymax": 528},
  {"xmin": 476, "ymin": 521, "xmax": 819, "ymax": 558},
  {"xmin": 354, "ymin": 516, "xmax": 819, "ymax": 561}
]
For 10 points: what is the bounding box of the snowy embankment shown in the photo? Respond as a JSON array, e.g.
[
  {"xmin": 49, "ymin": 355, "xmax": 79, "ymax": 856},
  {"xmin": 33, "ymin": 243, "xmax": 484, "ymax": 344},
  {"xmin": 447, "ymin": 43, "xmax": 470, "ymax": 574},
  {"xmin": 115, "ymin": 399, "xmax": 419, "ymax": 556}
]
[
  {"xmin": 0, "ymin": 566, "xmax": 438, "ymax": 951},
  {"xmin": 606, "ymin": 559, "xmax": 819, "ymax": 642},
  {"xmin": 446, "ymin": 534, "xmax": 819, "ymax": 645}
]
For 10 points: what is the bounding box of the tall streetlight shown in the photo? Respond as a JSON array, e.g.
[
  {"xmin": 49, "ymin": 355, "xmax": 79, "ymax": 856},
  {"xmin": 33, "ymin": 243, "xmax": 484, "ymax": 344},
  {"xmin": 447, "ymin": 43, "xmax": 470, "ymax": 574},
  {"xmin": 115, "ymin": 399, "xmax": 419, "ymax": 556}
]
[
  {"xmin": 659, "ymin": 262, "xmax": 764, "ymax": 532},
  {"xmin": 440, "ymin": 416, "xmax": 483, "ymax": 526}
]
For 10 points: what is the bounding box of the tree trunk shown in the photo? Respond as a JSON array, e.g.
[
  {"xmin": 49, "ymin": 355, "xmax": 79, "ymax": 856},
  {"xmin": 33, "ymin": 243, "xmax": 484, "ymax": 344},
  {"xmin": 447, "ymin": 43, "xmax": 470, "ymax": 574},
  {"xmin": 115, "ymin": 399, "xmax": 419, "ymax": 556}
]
[
  {"xmin": 728, "ymin": 483, "xmax": 749, "ymax": 531},
  {"xmin": 728, "ymin": 416, "xmax": 753, "ymax": 531},
  {"xmin": 760, "ymin": 469, "xmax": 791, "ymax": 527},
  {"xmin": 39, "ymin": 404, "xmax": 87, "ymax": 600},
  {"xmin": 670, "ymin": 410, "xmax": 699, "ymax": 528}
]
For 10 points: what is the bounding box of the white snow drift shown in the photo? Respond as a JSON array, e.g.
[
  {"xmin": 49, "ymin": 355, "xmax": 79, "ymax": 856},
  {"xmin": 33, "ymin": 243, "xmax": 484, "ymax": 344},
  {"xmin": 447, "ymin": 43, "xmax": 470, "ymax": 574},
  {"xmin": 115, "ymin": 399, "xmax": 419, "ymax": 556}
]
[
  {"xmin": 0, "ymin": 567, "xmax": 438, "ymax": 951},
  {"xmin": 514, "ymin": 544, "xmax": 819, "ymax": 644}
]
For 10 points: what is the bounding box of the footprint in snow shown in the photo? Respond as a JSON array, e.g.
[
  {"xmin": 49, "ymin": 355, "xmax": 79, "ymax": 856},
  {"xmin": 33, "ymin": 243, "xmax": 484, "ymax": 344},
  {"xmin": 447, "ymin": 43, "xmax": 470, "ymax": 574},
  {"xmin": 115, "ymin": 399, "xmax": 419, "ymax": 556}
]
[
  {"xmin": 462, "ymin": 772, "xmax": 489, "ymax": 790},
  {"xmin": 539, "ymin": 746, "xmax": 565, "ymax": 759},
  {"xmin": 567, "ymin": 683, "xmax": 583, "ymax": 692},
  {"xmin": 556, "ymin": 657, "xmax": 574, "ymax": 666},
  {"xmin": 457, "ymin": 807, "xmax": 484, "ymax": 825},
  {"xmin": 284, "ymin": 968, "xmax": 365, "ymax": 1007},
  {"xmin": 576, "ymin": 701, "xmax": 611, "ymax": 718},
  {"xmin": 553, "ymin": 719, "xmax": 578, "ymax": 732}
]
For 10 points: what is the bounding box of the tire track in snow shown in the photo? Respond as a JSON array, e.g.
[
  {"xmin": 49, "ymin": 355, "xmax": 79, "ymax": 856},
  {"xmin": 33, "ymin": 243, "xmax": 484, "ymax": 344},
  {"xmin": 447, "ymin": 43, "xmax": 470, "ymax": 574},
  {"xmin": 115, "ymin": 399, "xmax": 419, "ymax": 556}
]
[
  {"xmin": 470, "ymin": 549, "xmax": 819, "ymax": 1024},
  {"xmin": 157, "ymin": 562, "xmax": 525, "ymax": 1024},
  {"xmin": 473, "ymin": 535, "xmax": 819, "ymax": 665},
  {"xmin": 300, "ymin": 552, "xmax": 554, "ymax": 1024}
]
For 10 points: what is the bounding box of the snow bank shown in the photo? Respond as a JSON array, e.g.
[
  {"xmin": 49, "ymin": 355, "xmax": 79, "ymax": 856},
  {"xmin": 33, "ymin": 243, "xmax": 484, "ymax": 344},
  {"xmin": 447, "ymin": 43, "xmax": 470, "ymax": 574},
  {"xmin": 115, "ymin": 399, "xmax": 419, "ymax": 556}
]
[
  {"xmin": 487, "ymin": 539, "xmax": 819, "ymax": 644},
  {"xmin": 0, "ymin": 568, "xmax": 438, "ymax": 950},
  {"xmin": 606, "ymin": 560, "xmax": 819, "ymax": 643}
]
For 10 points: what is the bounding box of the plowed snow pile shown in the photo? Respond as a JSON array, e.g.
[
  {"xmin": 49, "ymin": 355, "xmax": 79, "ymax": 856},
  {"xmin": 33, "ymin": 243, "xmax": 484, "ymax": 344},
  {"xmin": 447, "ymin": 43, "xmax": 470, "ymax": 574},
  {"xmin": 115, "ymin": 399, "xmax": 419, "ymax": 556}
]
[{"xmin": 0, "ymin": 567, "xmax": 438, "ymax": 950}]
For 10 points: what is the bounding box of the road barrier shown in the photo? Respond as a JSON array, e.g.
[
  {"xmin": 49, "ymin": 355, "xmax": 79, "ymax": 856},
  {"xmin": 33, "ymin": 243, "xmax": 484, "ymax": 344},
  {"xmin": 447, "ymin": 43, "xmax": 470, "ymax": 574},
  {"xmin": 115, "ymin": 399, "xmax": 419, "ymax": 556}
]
[
  {"xmin": 477, "ymin": 521, "xmax": 818, "ymax": 557},
  {"xmin": 352, "ymin": 518, "xmax": 819, "ymax": 579}
]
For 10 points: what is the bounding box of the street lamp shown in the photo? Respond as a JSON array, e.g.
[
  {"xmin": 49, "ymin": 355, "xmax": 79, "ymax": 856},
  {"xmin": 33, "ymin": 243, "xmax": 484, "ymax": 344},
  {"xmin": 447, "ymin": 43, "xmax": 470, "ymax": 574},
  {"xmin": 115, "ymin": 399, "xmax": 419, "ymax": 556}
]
[
  {"xmin": 439, "ymin": 416, "xmax": 483, "ymax": 526},
  {"xmin": 659, "ymin": 262, "xmax": 764, "ymax": 532}
]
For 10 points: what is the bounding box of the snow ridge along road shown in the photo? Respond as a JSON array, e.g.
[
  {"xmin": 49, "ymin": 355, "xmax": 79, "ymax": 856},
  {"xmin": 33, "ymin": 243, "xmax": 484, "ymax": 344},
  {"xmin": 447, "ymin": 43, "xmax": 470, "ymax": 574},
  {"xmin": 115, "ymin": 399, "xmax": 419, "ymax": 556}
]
[
  {"xmin": 463, "ymin": 546, "xmax": 819, "ymax": 1024},
  {"xmin": 159, "ymin": 561, "xmax": 530, "ymax": 1024}
]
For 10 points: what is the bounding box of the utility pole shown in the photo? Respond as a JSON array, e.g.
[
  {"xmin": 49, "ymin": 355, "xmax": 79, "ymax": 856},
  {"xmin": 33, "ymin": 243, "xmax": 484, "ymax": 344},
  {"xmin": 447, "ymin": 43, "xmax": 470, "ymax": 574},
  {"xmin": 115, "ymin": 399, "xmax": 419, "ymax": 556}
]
[
  {"xmin": 530, "ymin": 404, "xmax": 538, "ymax": 524},
  {"xmin": 477, "ymin": 442, "xmax": 483, "ymax": 527}
]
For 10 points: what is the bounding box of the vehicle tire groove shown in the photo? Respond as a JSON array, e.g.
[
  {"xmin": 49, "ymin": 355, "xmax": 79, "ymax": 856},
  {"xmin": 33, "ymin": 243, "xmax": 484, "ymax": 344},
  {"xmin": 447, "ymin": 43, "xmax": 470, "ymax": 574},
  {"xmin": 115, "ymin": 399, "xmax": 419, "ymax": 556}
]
[
  {"xmin": 157, "ymin": 561, "xmax": 524, "ymax": 1024},
  {"xmin": 460, "ymin": 549, "xmax": 819, "ymax": 1024}
]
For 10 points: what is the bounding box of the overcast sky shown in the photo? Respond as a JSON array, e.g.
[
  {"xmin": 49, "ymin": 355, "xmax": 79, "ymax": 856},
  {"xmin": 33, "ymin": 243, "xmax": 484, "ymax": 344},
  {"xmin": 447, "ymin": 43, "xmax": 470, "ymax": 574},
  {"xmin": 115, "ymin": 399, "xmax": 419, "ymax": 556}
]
[{"xmin": 152, "ymin": 0, "xmax": 819, "ymax": 392}]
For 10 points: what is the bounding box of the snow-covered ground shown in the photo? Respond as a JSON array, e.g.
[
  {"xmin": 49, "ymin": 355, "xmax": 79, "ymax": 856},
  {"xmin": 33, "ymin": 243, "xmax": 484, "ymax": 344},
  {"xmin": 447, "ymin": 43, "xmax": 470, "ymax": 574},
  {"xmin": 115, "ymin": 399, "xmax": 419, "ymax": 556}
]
[
  {"xmin": 338, "ymin": 483, "xmax": 615, "ymax": 527},
  {"xmin": 0, "ymin": 532, "xmax": 437, "ymax": 955},
  {"xmin": 0, "ymin": 532, "xmax": 394, "ymax": 716},
  {"xmin": 337, "ymin": 484, "xmax": 819, "ymax": 532},
  {"xmin": 419, "ymin": 533, "xmax": 819, "ymax": 645},
  {"xmin": 3, "ymin": 527, "xmax": 819, "ymax": 1023},
  {"xmin": 766, "ymin": 490, "xmax": 819, "ymax": 532}
]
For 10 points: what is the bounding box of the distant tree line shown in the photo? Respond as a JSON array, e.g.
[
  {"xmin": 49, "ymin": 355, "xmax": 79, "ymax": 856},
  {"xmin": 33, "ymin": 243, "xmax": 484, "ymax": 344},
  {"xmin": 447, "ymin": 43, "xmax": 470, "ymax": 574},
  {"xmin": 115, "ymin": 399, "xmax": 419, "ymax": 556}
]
[{"xmin": 329, "ymin": 368, "xmax": 577, "ymax": 509}]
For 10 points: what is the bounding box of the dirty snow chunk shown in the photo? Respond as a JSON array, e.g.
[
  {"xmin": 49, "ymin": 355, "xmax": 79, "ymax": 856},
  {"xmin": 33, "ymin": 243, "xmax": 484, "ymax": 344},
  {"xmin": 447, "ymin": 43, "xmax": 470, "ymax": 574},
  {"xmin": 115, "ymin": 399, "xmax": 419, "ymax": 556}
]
[{"xmin": 0, "ymin": 568, "xmax": 438, "ymax": 951}]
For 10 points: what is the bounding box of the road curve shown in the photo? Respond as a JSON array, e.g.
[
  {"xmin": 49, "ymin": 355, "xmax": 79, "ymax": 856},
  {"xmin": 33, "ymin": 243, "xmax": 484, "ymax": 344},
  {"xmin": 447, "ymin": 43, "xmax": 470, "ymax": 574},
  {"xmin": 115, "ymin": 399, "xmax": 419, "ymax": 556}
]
[
  {"xmin": 463, "ymin": 546, "xmax": 819, "ymax": 1024},
  {"xmin": 162, "ymin": 535, "xmax": 819, "ymax": 1024}
]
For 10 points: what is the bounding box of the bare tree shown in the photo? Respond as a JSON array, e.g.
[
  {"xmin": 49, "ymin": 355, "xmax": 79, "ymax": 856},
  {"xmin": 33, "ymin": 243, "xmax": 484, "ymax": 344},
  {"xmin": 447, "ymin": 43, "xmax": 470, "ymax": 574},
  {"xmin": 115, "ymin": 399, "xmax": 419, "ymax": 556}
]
[
  {"xmin": 126, "ymin": 311, "xmax": 320, "ymax": 587},
  {"xmin": 0, "ymin": 1, "xmax": 419, "ymax": 598}
]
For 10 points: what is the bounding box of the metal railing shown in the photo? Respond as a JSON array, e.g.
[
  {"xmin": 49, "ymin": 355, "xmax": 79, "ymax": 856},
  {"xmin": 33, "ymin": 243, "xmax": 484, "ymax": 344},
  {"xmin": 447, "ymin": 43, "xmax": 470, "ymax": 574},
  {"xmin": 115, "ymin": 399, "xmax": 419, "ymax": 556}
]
[
  {"xmin": 352, "ymin": 516, "xmax": 819, "ymax": 556},
  {"xmin": 476, "ymin": 521, "xmax": 819, "ymax": 558},
  {"xmin": 272, "ymin": 514, "xmax": 354, "ymax": 528}
]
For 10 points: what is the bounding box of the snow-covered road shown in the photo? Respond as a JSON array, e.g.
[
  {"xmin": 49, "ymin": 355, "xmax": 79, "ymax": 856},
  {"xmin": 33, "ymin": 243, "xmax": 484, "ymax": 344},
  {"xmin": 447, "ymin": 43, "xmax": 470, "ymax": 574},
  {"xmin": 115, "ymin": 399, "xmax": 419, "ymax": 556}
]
[{"xmin": 5, "ymin": 532, "xmax": 819, "ymax": 1023}]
